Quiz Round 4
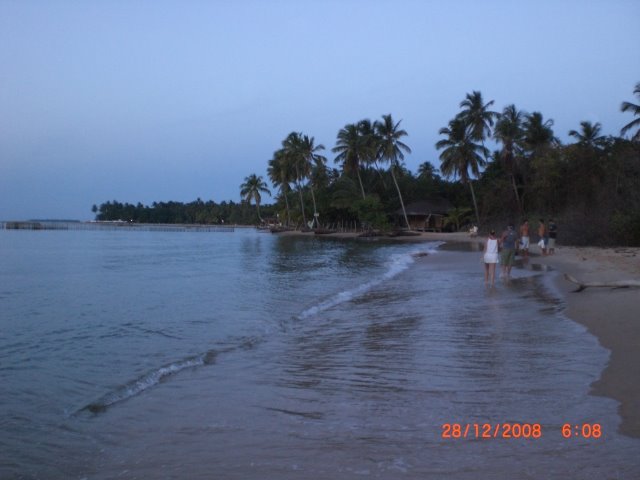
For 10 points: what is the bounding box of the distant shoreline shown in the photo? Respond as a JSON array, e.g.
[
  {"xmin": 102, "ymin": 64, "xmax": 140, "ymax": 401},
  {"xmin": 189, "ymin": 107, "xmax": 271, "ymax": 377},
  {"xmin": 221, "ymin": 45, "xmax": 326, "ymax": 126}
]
[{"xmin": 0, "ymin": 220, "xmax": 238, "ymax": 232}]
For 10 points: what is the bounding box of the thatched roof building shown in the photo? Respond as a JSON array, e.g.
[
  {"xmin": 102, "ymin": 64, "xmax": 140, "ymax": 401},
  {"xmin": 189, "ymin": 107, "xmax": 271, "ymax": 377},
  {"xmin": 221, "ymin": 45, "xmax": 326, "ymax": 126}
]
[{"xmin": 395, "ymin": 198, "xmax": 453, "ymax": 231}]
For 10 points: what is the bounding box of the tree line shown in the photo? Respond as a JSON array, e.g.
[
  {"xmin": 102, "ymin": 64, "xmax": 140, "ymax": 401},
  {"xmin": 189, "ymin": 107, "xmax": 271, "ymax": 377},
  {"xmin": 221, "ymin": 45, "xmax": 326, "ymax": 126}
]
[
  {"xmin": 94, "ymin": 83, "xmax": 640, "ymax": 246},
  {"xmin": 92, "ymin": 199, "xmax": 276, "ymax": 225},
  {"xmin": 239, "ymin": 83, "xmax": 640, "ymax": 246}
]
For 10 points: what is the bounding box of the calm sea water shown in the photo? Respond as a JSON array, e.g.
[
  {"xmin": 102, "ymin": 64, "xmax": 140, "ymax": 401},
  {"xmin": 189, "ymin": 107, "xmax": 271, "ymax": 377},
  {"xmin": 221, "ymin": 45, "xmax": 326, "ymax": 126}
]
[{"xmin": 1, "ymin": 228, "xmax": 638, "ymax": 479}]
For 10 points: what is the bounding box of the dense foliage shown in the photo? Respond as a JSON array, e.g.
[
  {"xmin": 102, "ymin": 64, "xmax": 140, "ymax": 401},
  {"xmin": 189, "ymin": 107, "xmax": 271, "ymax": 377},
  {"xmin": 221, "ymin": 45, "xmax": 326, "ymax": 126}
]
[
  {"xmin": 92, "ymin": 199, "xmax": 276, "ymax": 226},
  {"xmin": 94, "ymin": 84, "xmax": 640, "ymax": 246}
]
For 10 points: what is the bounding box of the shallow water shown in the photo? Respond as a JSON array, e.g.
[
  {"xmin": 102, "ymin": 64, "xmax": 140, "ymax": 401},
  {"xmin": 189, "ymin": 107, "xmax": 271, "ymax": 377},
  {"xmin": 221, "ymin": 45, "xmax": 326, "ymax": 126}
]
[{"xmin": 1, "ymin": 229, "xmax": 638, "ymax": 479}]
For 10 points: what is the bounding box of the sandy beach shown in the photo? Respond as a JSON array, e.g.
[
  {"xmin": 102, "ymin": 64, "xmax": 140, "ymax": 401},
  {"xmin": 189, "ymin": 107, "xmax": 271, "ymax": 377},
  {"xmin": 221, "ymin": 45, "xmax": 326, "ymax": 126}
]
[
  {"xmin": 537, "ymin": 246, "xmax": 640, "ymax": 438},
  {"xmin": 280, "ymin": 229, "xmax": 640, "ymax": 438}
]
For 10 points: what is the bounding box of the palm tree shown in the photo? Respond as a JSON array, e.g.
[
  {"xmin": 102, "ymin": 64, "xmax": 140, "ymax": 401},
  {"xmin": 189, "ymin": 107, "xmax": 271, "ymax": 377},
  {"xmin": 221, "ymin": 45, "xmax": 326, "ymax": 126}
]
[
  {"xmin": 457, "ymin": 90, "xmax": 498, "ymax": 149},
  {"xmin": 358, "ymin": 118, "xmax": 387, "ymax": 187},
  {"xmin": 267, "ymin": 150, "xmax": 293, "ymax": 225},
  {"xmin": 521, "ymin": 112, "xmax": 559, "ymax": 212},
  {"xmin": 240, "ymin": 174, "xmax": 271, "ymax": 223},
  {"xmin": 299, "ymin": 134, "xmax": 327, "ymax": 228},
  {"xmin": 436, "ymin": 117, "xmax": 488, "ymax": 226},
  {"xmin": 281, "ymin": 132, "xmax": 308, "ymax": 226},
  {"xmin": 494, "ymin": 104, "xmax": 526, "ymax": 214},
  {"xmin": 620, "ymin": 82, "xmax": 640, "ymax": 141},
  {"xmin": 374, "ymin": 114, "xmax": 412, "ymax": 228},
  {"xmin": 417, "ymin": 161, "xmax": 438, "ymax": 180},
  {"xmin": 523, "ymin": 112, "xmax": 559, "ymax": 154},
  {"xmin": 333, "ymin": 123, "xmax": 367, "ymax": 199},
  {"xmin": 280, "ymin": 132, "xmax": 326, "ymax": 228},
  {"xmin": 444, "ymin": 206, "xmax": 473, "ymax": 232},
  {"xmin": 568, "ymin": 121, "xmax": 606, "ymax": 148}
]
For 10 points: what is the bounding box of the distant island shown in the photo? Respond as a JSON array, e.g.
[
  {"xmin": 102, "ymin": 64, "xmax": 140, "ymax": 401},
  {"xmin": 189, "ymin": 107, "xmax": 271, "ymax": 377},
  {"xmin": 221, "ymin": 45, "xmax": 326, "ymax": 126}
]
[{"xmin": 92, "ymin": 199, "xmax": 270, "ymax": 226}]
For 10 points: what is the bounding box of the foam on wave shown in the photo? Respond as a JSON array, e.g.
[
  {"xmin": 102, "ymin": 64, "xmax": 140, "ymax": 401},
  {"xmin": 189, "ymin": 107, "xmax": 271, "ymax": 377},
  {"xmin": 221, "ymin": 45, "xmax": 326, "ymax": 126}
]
[
  {"xmin": 79, "ymin": 336, "xmax": 260, "ymax": 414},
  {"xmin": 296, "ymin": 242, "xmax": 442, "ymax": 320}
]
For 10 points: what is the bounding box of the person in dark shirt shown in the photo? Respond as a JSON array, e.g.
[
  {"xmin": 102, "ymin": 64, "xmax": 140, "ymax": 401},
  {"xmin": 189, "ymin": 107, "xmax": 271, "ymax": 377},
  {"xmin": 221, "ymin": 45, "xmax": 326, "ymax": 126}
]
[{"xmin": 500, "ymin": 224, "xmax": 517, "ymax": 277}]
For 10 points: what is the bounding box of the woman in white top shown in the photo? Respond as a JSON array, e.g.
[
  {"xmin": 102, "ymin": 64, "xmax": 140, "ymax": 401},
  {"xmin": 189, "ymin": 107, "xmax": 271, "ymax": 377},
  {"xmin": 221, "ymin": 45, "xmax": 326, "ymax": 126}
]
[{"xmin": 483, "ymin": 230, "xmax": 499, "ymax": 287}]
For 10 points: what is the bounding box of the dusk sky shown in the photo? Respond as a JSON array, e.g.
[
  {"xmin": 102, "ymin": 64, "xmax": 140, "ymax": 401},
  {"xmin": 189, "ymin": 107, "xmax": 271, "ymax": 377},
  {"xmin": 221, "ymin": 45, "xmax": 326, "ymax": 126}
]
[{"xmin": 1, "ymin": 0, "xmax": 638, "ymax": 221}]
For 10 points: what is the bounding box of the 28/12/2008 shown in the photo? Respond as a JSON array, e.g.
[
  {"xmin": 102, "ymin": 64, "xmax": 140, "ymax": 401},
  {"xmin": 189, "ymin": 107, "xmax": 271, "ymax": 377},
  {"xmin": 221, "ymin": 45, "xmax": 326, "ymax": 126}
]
[{"xmin": 441, "ymin": 423, "xmax": 603, "ymax": 440}]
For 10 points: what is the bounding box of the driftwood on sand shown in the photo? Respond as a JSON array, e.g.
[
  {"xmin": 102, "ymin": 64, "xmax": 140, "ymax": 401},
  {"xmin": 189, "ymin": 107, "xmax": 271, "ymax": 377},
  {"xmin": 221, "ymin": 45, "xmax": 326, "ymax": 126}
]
[{"xmin": 564, "ymin": 273, "xmax": 640, "ymax": 293}]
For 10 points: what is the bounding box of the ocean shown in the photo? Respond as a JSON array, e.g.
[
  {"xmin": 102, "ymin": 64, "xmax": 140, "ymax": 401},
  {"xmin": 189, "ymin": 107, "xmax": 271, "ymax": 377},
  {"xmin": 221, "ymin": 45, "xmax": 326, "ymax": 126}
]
[{"xmin": 1, "ymin": 228, "xmax": 638, "ymax": 479}]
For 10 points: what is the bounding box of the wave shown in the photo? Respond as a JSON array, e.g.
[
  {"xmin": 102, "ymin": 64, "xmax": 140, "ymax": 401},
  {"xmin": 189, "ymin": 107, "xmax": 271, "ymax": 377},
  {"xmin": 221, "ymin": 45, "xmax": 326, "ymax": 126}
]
[
  {"xmin": 79, "ymin": 336, "xmax": 261, "ymax": 414},
  {"xmin": 296, "ymin": 242, "xmax": 442, "ymax": 320}
]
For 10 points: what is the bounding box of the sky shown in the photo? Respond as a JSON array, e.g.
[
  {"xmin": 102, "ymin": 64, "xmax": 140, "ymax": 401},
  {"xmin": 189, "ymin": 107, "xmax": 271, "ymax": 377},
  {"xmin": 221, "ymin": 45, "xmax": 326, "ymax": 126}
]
[{"xmin": 1, "ymin": 0, "xmax": 639, "ymax": 220}]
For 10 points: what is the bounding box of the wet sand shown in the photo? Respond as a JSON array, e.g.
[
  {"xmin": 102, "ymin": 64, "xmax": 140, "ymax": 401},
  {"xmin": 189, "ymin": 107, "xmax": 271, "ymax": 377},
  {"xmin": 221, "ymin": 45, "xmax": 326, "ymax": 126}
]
[
  {"xmin": 279, "ymin": 230, "xmax": 640, "ymax": 438},
  {"xmin": 536, "ymin": 246, "xmax": 640, "ymax": 438}
]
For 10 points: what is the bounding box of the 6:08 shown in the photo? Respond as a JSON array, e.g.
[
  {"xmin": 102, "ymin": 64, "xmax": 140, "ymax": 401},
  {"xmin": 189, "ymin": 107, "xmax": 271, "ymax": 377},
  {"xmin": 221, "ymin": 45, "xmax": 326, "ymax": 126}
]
[{"xmin": 561, "ymin": 423, "xmax": 602, "ymax": 438}]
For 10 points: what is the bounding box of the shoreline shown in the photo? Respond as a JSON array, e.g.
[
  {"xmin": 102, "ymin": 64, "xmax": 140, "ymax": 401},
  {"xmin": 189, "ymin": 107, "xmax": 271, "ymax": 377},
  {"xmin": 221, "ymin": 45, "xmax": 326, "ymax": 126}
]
[
  {"xmin": 278, "ymin": 230, "xmax": 640, "ymax": 438},
  {"xmin": 535, "ymin": 246, "xmax": 640, "ymax": 439}
]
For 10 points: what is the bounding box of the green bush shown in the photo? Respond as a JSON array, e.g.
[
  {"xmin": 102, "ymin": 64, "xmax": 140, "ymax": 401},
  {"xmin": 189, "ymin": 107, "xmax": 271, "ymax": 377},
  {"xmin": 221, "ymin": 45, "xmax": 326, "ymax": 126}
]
[
  {"xmin": 610, "ymin": 210, "xmax": 640, "ymax": 246},
  {"xmin": 350, "ymin": 196, "xmax": 389, "ymax": 231}
]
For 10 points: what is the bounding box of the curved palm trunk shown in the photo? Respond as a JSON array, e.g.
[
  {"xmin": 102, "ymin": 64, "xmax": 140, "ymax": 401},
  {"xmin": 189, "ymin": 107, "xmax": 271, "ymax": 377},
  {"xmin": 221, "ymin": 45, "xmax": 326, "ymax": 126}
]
[
  {"xmin": 468, "ymin": 180, "xmax": 480, "ymax": 226},
  {"xmin": 282, "ymin": 188, "xmax": 291, "ymax": 226},
  {"xmin": 296, "ymin": 182, "xmax": 307, "ymax": 226},
  {"xmin": 294, "ymin": 165, "xmax": 307, "ymax": 226},
  {"xmin": 256, "ymin": 201, "xmax": 263, "ymax": 223},
  {"xmin": 309, "ymin": 185, "xmax": 318, "ymax": 228},
  {"xmin": 504, "ymin": 148, "xmax": 522, "ymax": 215},
  {"xmin": 356, "ymin": 168, "xmax": 366, "ymax": 199},
  {"xmin": 373, "ymin": 160, "xmax": 388, "ymax": 188},
  {"xmin": 510, "ymin": 173, "xmax": 523, "ymax": 215},
  {"xmin": 390, "ymin": 163, "xmax": 410, "ymax": 229}
]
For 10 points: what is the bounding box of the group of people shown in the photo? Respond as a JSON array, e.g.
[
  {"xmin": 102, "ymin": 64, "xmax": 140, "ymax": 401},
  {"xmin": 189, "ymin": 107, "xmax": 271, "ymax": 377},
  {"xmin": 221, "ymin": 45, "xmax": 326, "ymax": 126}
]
[{"xmin": 483, "ymin": 219, "xmax": 557, "ymax": 287}]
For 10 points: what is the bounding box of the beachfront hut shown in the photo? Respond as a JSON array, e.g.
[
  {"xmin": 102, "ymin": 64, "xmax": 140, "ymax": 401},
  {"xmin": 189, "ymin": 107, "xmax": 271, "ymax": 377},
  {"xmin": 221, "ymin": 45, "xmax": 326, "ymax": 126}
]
[{"xmin": 394, "ymin": 199, "xmax": 453, "ymax": 231}]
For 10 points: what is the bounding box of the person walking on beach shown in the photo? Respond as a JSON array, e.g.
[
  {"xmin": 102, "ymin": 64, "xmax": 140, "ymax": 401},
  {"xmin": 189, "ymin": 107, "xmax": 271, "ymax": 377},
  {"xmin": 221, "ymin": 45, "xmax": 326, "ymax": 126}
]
[
  {"xmin": 483, "ymin": 230, "xmax": 499, "ymax": 287},
  {"xmin": 500, "ymin": 224, "xmax": 517, "ymax": 278},
  {"xmin": 537, "ymin": 218, "xmax": 547, "ymax": 255},
  {"xmin": 548, "ymin": 219, "xmax": 557, "ymax": 255},
  {"xmin": 519, "ymin": 219, "xmax": 530, "ymax": 258}
]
